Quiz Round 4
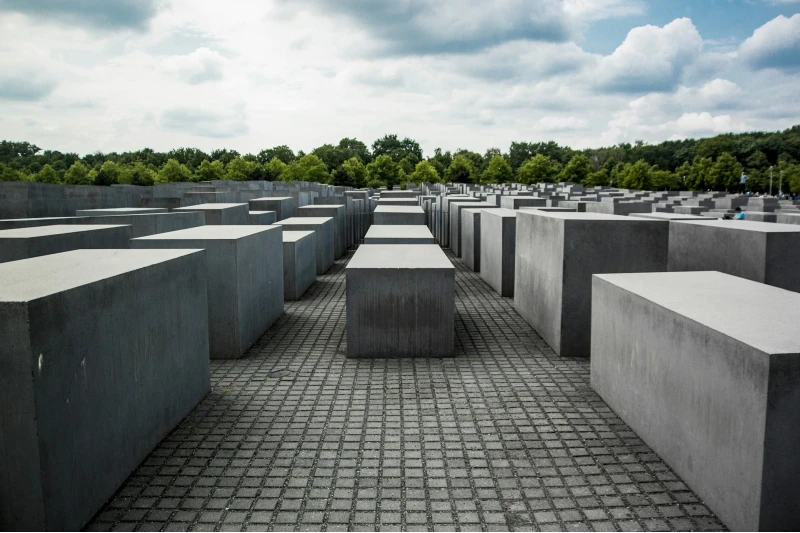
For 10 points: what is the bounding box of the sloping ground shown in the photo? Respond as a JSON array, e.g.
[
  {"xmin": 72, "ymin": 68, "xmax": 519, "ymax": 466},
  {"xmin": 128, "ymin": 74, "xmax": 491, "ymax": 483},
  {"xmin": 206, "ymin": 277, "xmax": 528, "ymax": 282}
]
[{"xmin": 87, "ymin": 251, "xmax": 725, "ymax": 532}]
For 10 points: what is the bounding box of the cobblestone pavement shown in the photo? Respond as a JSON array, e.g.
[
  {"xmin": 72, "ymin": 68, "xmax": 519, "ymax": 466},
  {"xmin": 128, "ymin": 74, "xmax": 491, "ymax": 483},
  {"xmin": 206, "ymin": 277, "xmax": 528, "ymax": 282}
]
[{"xmin": 87, "ymin": 250, "xmax": 726, "ymax": 532}]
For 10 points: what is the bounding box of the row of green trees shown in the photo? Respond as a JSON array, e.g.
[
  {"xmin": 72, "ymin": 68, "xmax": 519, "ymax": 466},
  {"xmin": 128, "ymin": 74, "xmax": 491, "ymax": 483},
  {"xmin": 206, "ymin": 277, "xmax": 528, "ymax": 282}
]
[{"xmin": 2, "ymin": 127, "xmax": 800, "ymax": 193}]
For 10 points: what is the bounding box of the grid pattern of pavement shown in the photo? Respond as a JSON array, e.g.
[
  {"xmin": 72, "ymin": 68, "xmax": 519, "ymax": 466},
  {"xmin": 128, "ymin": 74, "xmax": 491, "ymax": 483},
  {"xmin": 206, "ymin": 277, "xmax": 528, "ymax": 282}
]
[{"xmin": 87, "ymin": 250, "xmax": 725, "ymax": 532}]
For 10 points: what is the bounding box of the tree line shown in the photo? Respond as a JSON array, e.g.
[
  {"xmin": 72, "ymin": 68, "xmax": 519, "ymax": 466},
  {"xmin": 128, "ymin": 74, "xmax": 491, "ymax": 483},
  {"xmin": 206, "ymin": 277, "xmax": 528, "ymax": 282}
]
[{"xmin": 2, "ymin": 126, "xmax": 800, "ymax": 193}]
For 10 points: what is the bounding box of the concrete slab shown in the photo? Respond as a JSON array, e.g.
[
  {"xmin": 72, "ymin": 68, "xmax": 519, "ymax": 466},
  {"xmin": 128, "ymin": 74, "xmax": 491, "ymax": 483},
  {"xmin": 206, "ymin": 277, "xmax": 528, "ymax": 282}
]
[
  {"xmin": 282, "ymin": 230, "xmax": 316, "ymax": 300},
  {"xmin": 514, "ymin": 211, "xmax": 668, "ymax": 357},
  {"xmin": 0, "ymin": 216, "xmax": 86, "ymax": 229},
  {"xmin": 248, "ymin": 197, "xmax": 295, "ymax": 220},
  {"xmin": 75, "ymin": 207, "xmax": 167, "ymax": 216},
  {"xmin": 75, "ymin": 212, "xmax": 205, "ymax": 238},
  {"xmin": 777, "ymin": 212, "xmax": 800, "ymax": 225},
  {"xmin": 480, "ymin": 208, "xmax": 518, "ymax": 297},
  {"xmin": 0, "ymin": 249, "xmax": 210, "ymax": 530},
  {"xmin": 275, "ymin": 217, "xmax": 335, "ymax": 274},
  {"xmin": 591, "ymin": 271, "xmax": 800, "ymax": 531},
  {"xmin": 461, "ymin": 206, "xmax": 501, "ymax": 272},
  {"xmin": 363, "ymin": 225, "xmax": 435, "ymax": 244},
  {"xmin": 346, "ymin": 245, "xmax": 455, "ymax": 358},
  {"xmin": 173, "ymin": 203, "xmax": 249, "ymax": 225},
  {"xmin": 500, "ymin": 196, "xmax": 546, "ymax": 210},
  {"xmin": 450, "ymin": 201, "xmax": 497, "ymax": 257},
  {"xmin": 668, "ymin": 219, "xmax": 800, "ymax": 292},
  {"xmin": 131, "ymin": 225, "xmax": 284, "ymax": 358},
  {"xmin": 297, "ymin": 205, "xmax": 346, "ymax": 259},
  {"xmin": 248, "ymin": 211, "xmax": 277, "ymax": 225},
  {"xmin": 630, "ymin": 212, "xmax": 707, "ymax": 221},
  {"xmin": 0, "ymin": 224, "xmax": 133, "ymax": 263},
  {"xmin": 373, "ymin": 206, "xmax": 425, "ymax": 226}
]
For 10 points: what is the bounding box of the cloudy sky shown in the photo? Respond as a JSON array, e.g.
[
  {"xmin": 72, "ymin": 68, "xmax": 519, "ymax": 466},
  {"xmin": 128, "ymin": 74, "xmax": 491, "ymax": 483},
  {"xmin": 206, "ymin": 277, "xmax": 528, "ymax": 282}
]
[{"xmin": 0, "ymin": 0, "xmax": 799, "ymax": 157}]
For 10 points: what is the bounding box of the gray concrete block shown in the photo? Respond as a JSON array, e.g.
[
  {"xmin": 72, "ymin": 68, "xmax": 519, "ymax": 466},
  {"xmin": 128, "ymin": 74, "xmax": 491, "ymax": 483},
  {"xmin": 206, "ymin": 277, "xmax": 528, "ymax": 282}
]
[
  {"xmin": 0, "ymin": 216, "xmax": 86, "ymax": 230},
  {"xmin": 0, "ymin": 249, "xmax": 210, "ymax": 530},
  {"xmin": 346, "ymin": 245, "xmax": 455, "ymax": 358},
  {"xmin": 0, "ymin": 224, "xmax": 133, "ymax": 263},
  {"xmin": 500, "ymin": 196, "xmax": 546, "ymax": 210},
  {"xmin": 131, "ymin": 226, "xmax": 284, "ymax": 358},
  {"xmin": 590, "ymin": 271, "xmax": 800, "ymax": 531},
  {"xmin": 461, "ymin": 206, "xmax": 501, "ymax": 272},
  {"xmin": 297, "ymin": 205, "xmax": 346, "ymax": 259},
  {"xmin": 379, "ymin": 190, "xmax": 418, "ymax": 199},
  {"xmin": 450, "ymin": 201, "xmax": 496, "ymax": 257},
  {"xmin": 777, "ymin": 212, "xmax": 800, "ymax": 225},
  {"xmin": 668, "ymin": 219, "xmax": 800, "ymax": 292},
  {"xmin": 586, "ymin": 201, "xmax": 652, "ymax": 216},
  {"xmin": 173, "ymin": 203, "xmax": 249, "ymax": 225},
  {"xmin": 75, "ymin": 212, "xmax": 205, "ymax": 238},
  {"xmin": 363, "ymin": 225, "xmax": 435, "ymax": 244},
  {"xmin": 248, "ymin": 211, "xmax": 277, "ymax": 225},
  {"xmin": 377, "ymin": 198, "xmax": 419, "ymax": 207},
  {"xmin": 514, "ymin": 211, "xmax": 668, "ymax": 357},
  {"xmin": 740, "ymin": 211, "xmax": 778, "ymax": 223},
  {"xmin": 373, "ymin": 206, "xmax": 425, "ymax": 226},
  {"xmin": 75, "ymin": 208, "xmax": 167, "ymax": 216},
  {"xmin": 282, "ymin": 230, "xmax": 317, "ymax": 300},
  {"xmin": 275, "ymin": 217, "xmax": 335, "ymax": 274},
  {"xmin": 249, "ymin": 197, "xmax": 295, "ymax": 220},
  {"xmin": 480, "ymin": 208, "xmax": 518, "ymax": 297},
  {"xmin": 630, "ymin": 212, "xmax": 707, "ymax": 221}
]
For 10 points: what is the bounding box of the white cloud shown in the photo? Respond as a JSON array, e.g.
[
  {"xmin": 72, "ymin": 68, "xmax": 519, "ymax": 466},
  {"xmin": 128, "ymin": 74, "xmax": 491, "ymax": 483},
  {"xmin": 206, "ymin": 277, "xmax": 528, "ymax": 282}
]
[
  {"xmin": 739, "ymin": 14, "xmax": 800, "ymax": 71},
  {"xmin": 161, "ymin": 47, "xmax": 225, "ymax": 84},
  {"xmin": 536, "ymin": 116, "xmax": 589, "ymax": 131},
  {"xmin": 595, "ymin": 18, "xmax": 703, "ymax": 93}
]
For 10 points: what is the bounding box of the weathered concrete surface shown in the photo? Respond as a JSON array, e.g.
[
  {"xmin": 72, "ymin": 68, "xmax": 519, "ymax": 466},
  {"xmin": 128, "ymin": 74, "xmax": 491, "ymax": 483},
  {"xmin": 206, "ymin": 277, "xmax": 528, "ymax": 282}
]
[
  {"xmin": 668, "ymin": 219, "xmax": 800, "ymax": 292},
  {"xmin": 500, "ymin": 196, "xmax": 546, "ymax": 210},
  {"xmin": 346, "ymin": 245, "xmax": 454, "ymax": 358},
  {"xmin": 480, "ymin": 208, "xmax": 518, "ymax": 297},
  {"xmin": 275, "ymin": 217, "xmax": 335, "ymax": 274},
  {"xmin": 248, "ymin": 211, "xmax": 277, "ymax": 225},
  {"xmin": 514, "ymin": 211, "xmax": 668, "ymax": 357},
  {"xmin": 174, "ymin": 203, "xmax": 249, "ymax": 225},
  {"xmin": 373, "ymin": 206, "xmax": 425, "ymax": 226},
  {"xmin": 450, "ymin": 201, "xmax": 495, "ymax": 257},
  {"xmin": 131, "ymin": 226, "xmax": 284, "ymax": 359},
  {"xmin": 75, "ymin": 208, "xmax": 167, "ymax": 216},
  {"xmin": 0, "ymin": 224, "xmax": 133, "ymax": 263},
  {"xmin": 0, "ymin": 182, "xmax": 145, "ymax": 219},
  {"xmin": 630, "ymin": 212, "xmax": 707, "ymax": 221},
  {"xmin": 0, "ymin": 216, "xmax": 87, "ymax": 229},
  {"xmin": 297, "ymin": 205, "xmax": 346, "ymax": 259},
  {"xmin": 363, "ymin": 225, "xmax": 435, "ymax": 244},
  {"xmin": 377, "ymin": 199, "xmax": 419, "ymax": 207},
  {"xmin": 0, "ymin": 249, "xmax": 210, "ymax": 531},
  {"xmin": 461, "ymin": 206, "xmax": 501, "ymax": 272},
  {"xmin": 282, "ymin": 230, "xmax": 317, "ymax": 300},
  {"xmin": 777, "ymin": 212, "xmax": 800, "ymax": 225},
  {"xmin": 586, "ymin": 202, "xmax": 652, "ymax": 216},
  {"xmin": 379, "ymin": 191, "xmax": 418, "ymax": 199},
  {"xmin": 591, "ymin": 271, "xmax": 800, "ymax": 532},
  {"xmin": 248, "ymin": 197, "xmax": 295, "ymax": 220},
  {"xmin": 74, "ymin": 212, "xmax": 205, "ymax": 238}
]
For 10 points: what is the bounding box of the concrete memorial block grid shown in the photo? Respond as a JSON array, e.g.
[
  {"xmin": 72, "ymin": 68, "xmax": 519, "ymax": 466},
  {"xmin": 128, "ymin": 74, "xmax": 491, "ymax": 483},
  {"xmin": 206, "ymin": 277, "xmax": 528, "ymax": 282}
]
[
  {"xmin": 373, "ymin": 205, "xmax": 425, "ymax": 226},
  {"xmin": 86, "ymin": 251, "xmax": 723, "ymax": 533},
  {"xmin": 174, "ymin": 203, "xmax": 249, "ymax": 225},
  {"xmin": 363, "ymin": 225, "xmax": 435, "ymax": 244},
  {"xmin": 0, "ymin": 224, "xmax": 133, "ymax": 263}
]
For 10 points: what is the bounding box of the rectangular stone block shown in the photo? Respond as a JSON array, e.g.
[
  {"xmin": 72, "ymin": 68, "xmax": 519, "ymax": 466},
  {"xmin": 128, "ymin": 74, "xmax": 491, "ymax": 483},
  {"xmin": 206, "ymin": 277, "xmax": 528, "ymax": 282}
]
[
  {"xmin": 668, "ymin": 219, "xmax": 800, "ymax": 292},
  {"xmin": 0, "ymin": 216, "xmax": 86, "ymax": 230},
  {"xmin": 777, "ymin": 212, "xmax": 800, "ymax": 225},
  {"xmin": 586, "ymin": 201, "xmax": 652, "ymax": 216},
  {"xmin": 0, "ymin": 224, "xmax": 132, "ymax": 263},
  {"xmin": 379, "ymin": 190, "xmax": 418, "ymax": 199},
  {"xmin": 0, "ymin": 249, "xmax": 210, "ymax": 530},
  {"xmin": 630, "ymin": 212, "xmax": 707, "ymax": 221},
  {"xmin": 377, "ymin": 198, "xmax": 418, "ymax": 207},
  {"xmin": 373, "ymin": 206, "xmax": 425, "ymax": 226},
  {"xmin": 346, "ymin": 245, "xmax": 454, "ymax": 358},
  {"xmin": 500, "ymin": 196, "xmax": 546, "ymax": 210},
  {"xmin": 590, "ymin": 271, "xmax": 800, "ymax": 532},
  {"xmin": 450, "ymin": 201, "xmax": 496, "ymax": 257},
  {"xmin": 282, "ymin": 230, "xmax": 317, "ymax": 300},
  {"xmin": 514, "ymin": 211, "xmax": 668, "ymax": 357},
  {"xmin": 131, "ymin": 226, "xmax": 284, "ymax": 358},
  {"xmin": 297, "ymin": 205, "xmax": 346, "ymax": 259},
  {"xmin": 461, "ymin": 206, "xmax": 501, "ymax": 272},
  {"xmin": 275, "ymin": 217, "xmax": 335, "ymax": 274},
  {"xmin": 248, "ymin": 210, "xmax": 277, "ymax": 225},
  {"xmin": 249, "ymin": 197, "xmax": 295, "ymax": 220},
  {"xmin": 75, "ymin": 207, "xmax": 167, "ymax": 216},
  {"xmin": 363, "ymin": 225, "xmax": 435, "ymax": 244},
  {"xmin": 480, "ymin": 208, "xmax": 518, "ymax": 297},
  {"xmin": 75, "ymin": 212, "xmax": 205, "ymax": 238},
  {"xmin": 174, "ymin": 203, "xmax": 249, "ymax": 225}
]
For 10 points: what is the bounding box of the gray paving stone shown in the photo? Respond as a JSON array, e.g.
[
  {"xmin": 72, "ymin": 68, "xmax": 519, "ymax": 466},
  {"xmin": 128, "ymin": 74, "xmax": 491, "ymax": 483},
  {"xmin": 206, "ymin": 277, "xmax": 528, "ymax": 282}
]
[{"xmin": 86, "ymin": 250, "xmax": 726, "ymax": 533}]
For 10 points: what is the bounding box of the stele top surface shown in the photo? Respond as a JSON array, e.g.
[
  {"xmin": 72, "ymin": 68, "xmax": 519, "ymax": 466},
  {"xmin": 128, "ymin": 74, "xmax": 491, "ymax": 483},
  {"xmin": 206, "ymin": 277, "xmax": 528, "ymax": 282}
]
[
  {"xmin": 0, "ymin": 224, "xmax": 129, "ymax": 238},
  {"xmin": 518, "ymin": 210, "xmax": 660, "ymax": 222},
  {"xmin": 595, "ymin": 271, "xmax": 800, "ymax": 355},
  {"xmin": 674, "ymin": 219, "xmax": 800, "ymax": 233},
  {"xmin": 374, "ymin": 206, "xmax": 424, "ymax": 213},
  {"xmin": 347, "ymin": 245, "xmax": 454, "ymax": 270},
  {"xmin": 77, "ymin": 208, "xmax": 165, "ymax": 214},
  {"xmin": 483, "ymin": 208, "xmax": 519, "ymax": 218},
  {"xmin": 630, "ymin": 213, "xmax": 707, "ymax": 220},
  {"xmin": 276, "ymin": 217, "xmax": 333, "ymax": 225},
  {"xmin": 249, "ymin": 211, "xmax": 275, "ymax": 215},
  {"xmin": 174, "ymin": 203, "xmax": 247, "ymax": 211},
  {"xmin": 298, "ymin": 205, "xmax": 344, "ymax": 211},
  {"xmin": 282, "ymin": 230, "xmax": 315, "ymax": 242},
  {"xmin": 364, "ymin": 225, "xmax": 435, "ymax": 239},
  {"xmin": 463, "ymin": 206, "xmax": 501, "ymax": 216},
  {"xmin": 0, "ymin": 249, "xmax": 201, "ymax": 302},
  {"xmin": 455, "ymin": 202, "xmax": 497, "ymax": 210},
  {"xmin": 251, "ymin": 196, "xmax": 293, "ymax": 201},
  {"xmin": 132, "ymin": 225, "xmax": 278, "ymax": 241}
]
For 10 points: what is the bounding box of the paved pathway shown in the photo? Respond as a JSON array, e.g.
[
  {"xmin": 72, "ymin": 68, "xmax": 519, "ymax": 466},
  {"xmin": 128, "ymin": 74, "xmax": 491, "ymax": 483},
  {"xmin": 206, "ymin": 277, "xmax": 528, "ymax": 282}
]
[{"xmin": 87, "ymin": 251, "xmax": 725, "ymax": 532}]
